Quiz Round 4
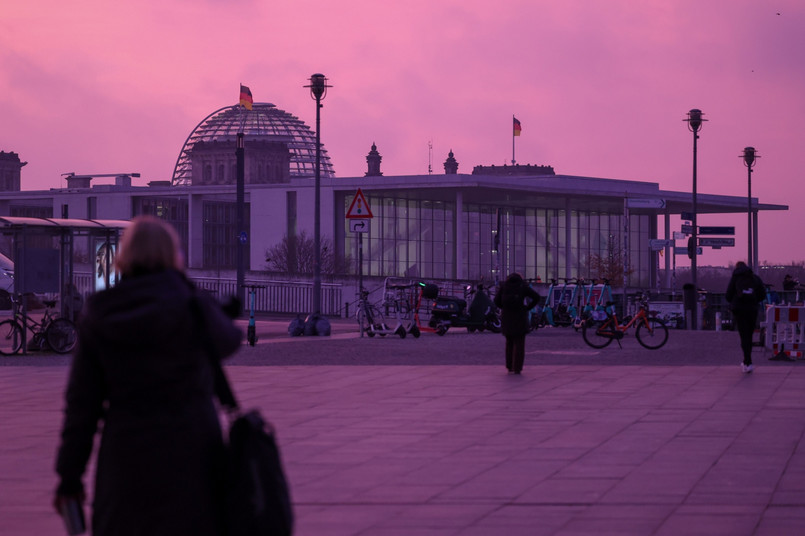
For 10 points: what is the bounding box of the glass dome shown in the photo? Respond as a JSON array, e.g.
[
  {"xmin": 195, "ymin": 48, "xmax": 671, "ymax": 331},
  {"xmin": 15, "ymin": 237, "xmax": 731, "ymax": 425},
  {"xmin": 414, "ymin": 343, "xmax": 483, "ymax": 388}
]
[{"xmin": 172, "ymin": 103, "xmax": 335, "ymax": 186}]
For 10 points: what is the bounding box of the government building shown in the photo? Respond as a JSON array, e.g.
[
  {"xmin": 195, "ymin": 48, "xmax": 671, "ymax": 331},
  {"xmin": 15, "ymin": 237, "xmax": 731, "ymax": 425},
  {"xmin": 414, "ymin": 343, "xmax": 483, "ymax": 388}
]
[{"xmin": 0, "ymin": 102, "xmax": 787, "ymax": 313}]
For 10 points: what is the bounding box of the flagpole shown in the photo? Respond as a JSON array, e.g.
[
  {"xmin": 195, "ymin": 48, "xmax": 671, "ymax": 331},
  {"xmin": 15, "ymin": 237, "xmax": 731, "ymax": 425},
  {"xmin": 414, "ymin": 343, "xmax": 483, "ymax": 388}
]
[{"xmin": 512, "ymin": 114, "xmax": 516, "ymax": 165}]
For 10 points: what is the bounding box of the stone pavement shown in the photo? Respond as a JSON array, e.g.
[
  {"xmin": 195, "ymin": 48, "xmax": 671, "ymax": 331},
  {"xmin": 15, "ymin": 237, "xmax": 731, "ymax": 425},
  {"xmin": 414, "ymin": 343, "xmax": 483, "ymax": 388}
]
[{"xmin": 2, "ymin": 322, "xmax": 805, "ymax": 535}]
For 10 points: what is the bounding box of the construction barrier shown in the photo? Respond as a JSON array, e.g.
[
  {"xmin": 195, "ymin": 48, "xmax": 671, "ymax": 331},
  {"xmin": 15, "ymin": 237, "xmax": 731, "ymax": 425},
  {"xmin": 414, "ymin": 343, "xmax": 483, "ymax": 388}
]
[{"xmin": 762, "ymin": 305, "xmax": 805, "ymax": 358}]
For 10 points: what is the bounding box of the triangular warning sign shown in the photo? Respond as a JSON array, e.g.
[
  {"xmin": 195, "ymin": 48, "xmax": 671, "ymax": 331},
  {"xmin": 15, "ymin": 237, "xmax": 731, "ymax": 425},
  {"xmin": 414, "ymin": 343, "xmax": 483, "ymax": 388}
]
[{"xmin": 346, "ymin": 188, "xmax": 373, "ymax": 219}]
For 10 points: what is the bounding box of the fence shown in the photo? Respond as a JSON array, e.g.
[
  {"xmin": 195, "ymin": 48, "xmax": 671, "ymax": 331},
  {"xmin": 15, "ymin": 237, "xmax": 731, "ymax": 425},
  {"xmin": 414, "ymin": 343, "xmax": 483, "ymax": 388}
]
[{"xmin": 73, "ymin": 271, "xmax": 344, "ymax": 317}]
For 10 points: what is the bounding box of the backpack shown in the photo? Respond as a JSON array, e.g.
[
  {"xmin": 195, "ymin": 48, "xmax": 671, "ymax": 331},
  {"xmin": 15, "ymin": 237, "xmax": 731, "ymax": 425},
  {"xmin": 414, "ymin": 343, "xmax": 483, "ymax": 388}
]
[{"xmin": 734, "ymin": 273, "xmax": 759, "ymax": 307}]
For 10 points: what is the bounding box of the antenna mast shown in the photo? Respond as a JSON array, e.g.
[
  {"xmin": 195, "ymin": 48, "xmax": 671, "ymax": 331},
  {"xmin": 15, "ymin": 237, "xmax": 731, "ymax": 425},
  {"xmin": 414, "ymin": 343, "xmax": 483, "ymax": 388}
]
[{"xmin": 428, "ymin": 139, "xmax": 433, "ymax": 175}]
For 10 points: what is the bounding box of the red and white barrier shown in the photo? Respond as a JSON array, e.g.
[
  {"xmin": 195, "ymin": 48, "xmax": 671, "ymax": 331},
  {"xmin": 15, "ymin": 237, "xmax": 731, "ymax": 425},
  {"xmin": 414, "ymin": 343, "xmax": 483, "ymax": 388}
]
[{"xmin": 763, "ymin": 306, "xmax": 805, "ymax": 358}]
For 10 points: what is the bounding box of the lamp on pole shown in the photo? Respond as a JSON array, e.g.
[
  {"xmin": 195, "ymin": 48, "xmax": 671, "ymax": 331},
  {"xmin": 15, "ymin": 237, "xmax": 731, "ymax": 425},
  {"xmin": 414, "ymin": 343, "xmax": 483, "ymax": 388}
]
[
  {"xmin": 742, "ymin": 146, "xmax": 758, "ymax": 270},
  {"xmin": 305, "ymin": 73, "xmax": 330, "ymax": 316},
  {"xmin": 684, "ymin": 108, "xmax": 706, "ymax": 330}
]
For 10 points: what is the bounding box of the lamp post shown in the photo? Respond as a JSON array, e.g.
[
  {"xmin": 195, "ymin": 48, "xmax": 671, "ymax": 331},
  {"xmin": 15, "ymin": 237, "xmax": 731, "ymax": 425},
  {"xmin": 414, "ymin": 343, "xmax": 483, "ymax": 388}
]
[
  {"xmin": 305, "ymin": 73, "xmax": 330, "ymax": 316},
  {"xmin": 742, "ymin": 147, "xmax": 758, "ymax": 270},
  {"xmin": 684, "ymin": 109, "xmax": 705, "ymax": 330}
]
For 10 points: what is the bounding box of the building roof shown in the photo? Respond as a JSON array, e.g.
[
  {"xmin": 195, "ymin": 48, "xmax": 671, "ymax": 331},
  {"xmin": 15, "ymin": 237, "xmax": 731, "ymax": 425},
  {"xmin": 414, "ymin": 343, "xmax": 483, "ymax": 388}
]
[{"xmin": 171, "ymin": 103, "xmax": 335, "ymax": 186}]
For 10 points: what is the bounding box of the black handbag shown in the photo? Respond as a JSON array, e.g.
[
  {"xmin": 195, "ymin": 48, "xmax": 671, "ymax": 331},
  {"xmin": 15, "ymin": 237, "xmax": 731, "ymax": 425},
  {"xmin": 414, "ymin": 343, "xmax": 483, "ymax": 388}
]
[{"xmin": 193, "ymin": 296, "xmax": 295, "ymax": 536}]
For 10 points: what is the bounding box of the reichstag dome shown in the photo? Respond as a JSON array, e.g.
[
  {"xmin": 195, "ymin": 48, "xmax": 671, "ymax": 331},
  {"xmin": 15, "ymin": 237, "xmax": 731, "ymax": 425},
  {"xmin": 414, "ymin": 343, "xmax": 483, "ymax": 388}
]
[{"xmin": 171, "ymin": 103, "xmax": 335, "ymax": 186}]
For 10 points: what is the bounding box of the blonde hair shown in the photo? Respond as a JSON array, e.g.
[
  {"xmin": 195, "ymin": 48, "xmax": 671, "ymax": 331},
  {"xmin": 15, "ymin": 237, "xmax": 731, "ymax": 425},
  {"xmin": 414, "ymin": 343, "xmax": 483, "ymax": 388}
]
[{"xmin": 116, "ymin": 216, "xmax": 185, "ymax": 277}]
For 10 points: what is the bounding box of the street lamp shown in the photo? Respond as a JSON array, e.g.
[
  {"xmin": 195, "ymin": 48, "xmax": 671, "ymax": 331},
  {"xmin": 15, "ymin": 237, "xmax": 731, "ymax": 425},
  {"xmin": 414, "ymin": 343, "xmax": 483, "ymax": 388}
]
[
  {"xmin": 305, "ymin": 73, "xmax": 330, "ymax": 316},
  {"xmin": 684, "ymin": 108, "xmax": 706, "ymax": 330},
  {"xmin": 742, "ymin": 147, "xmax": 758, "ymax": 270}
]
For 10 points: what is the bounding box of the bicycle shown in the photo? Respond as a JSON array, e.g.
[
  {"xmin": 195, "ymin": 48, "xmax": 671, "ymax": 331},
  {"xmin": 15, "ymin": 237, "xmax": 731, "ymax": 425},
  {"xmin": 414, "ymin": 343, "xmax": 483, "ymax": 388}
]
[
  {"xmin": 581, "ymin": 292, "xmax": 669, "ymax": 350},
  {"xmin": 0, "ymin": 296, "xmax": 78, "ymax": 355},
  {"xmin": 356, "ymin": 287, "xmax": 406, "ymax": 338}
]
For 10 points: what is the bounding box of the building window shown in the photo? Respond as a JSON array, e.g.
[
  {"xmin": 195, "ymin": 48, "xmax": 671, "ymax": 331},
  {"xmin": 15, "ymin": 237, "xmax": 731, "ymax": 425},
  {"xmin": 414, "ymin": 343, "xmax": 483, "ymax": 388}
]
[
  {"xmin": 202, "ymin": 201, "xmax": 250, "ymax": 269},
  {"xmin": 132, "ymin": 197, "xmax": 189, "ymax": 257}
]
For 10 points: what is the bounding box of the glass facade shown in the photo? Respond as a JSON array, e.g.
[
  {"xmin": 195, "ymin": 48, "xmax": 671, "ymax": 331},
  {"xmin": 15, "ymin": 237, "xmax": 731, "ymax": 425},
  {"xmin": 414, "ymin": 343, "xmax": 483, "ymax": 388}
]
[
  {"xmin": 132, "ymin": 197, "xmax": 189, "ymax": 257},
  {"xmin": 202, "ymin": 201, "xmax": 250, "ymax": 270},
  {"xmin": 345, "ymin": 193, "xmax": 652, "ymax": 286},
  {"xmin": 345, "ymin": 194, "xmax": 455, "ymax": 279}
]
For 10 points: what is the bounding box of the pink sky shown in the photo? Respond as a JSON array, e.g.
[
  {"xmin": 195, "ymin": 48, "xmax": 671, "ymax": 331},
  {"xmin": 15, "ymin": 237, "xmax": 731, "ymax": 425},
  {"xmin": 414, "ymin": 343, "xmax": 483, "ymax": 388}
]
[{"xmin": 2, "ymin": 0, "xmax": 803, "ymax": 267}]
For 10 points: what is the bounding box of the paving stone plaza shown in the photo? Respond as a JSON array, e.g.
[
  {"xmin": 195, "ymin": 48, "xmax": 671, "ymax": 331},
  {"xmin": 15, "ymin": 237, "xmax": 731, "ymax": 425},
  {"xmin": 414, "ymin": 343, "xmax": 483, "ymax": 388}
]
[{"xmin": 2, "ymin": 319, "xmax": 804, "ymax": 535}]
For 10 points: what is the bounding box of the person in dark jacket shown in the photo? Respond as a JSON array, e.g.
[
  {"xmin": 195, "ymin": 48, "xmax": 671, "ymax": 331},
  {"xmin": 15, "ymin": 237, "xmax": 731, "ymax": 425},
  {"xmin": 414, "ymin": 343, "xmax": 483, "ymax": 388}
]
[
  {"xmin": 53, "ymin": 216, "xmax": 243, "ymax": 535},
  {"xmin": 725, "ymin": 261, "xmax": 766, "ymax": 373},
  {"xmin": 494, "ymin": 273, "xmax": 540, "ymax": 374}
]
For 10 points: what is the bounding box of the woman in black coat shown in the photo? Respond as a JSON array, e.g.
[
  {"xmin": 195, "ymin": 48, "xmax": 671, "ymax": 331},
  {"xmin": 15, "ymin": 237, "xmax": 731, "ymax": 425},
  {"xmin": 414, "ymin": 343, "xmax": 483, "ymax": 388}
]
[
  {"xmin": 494, "ymin": 273, "xmax": 540, "ymax": 374},
  {"xmin": 54, "ymin": 216, "xmax": 242, "ymax": 535},
  {"xmin": 725, "ymin": 261, "xmax": 766, "ymax": 373}
]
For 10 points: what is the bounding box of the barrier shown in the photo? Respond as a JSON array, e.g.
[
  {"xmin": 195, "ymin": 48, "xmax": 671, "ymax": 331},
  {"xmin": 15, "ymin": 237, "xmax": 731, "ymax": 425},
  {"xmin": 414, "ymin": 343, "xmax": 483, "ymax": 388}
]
[{"xmin": 763, "ymin": 305, "xmax": 805, "ymax": 358}]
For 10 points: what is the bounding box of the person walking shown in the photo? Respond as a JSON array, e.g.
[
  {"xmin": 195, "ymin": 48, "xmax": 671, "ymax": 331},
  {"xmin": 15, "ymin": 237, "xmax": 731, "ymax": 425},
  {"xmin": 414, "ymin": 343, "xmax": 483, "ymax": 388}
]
[
  {"xmin": 494, "ymin": 273, "xmax": 540, "ymax": 374},
  {"xmin": 53, "ymin": 216, "xmax": 243, "ymax": 535},
  {"xmin": 725, "ymin": 261, "xmax": 766, "ymax": 373}
]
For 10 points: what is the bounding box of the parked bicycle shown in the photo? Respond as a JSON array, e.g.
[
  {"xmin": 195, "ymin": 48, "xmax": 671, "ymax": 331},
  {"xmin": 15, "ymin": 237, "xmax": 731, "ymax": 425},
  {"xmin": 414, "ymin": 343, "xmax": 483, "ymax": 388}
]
[
  {"xmin": 0, "ymin": 296, "xmax": 78, "ymax": 355},
  {"xmin": 356, "ymin": 287, "xmax": 406, "ymax": 338},
  {"xmin": 581, "ymin": 292, "xmax": 669, "ymax": 350}
]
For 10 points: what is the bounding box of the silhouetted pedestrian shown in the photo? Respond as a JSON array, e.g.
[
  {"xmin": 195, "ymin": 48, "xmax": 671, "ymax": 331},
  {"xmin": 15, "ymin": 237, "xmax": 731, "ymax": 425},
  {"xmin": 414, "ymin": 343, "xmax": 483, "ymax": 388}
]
[
  {"xmin": 725, "ymin": 261, "xmax": 765, "ymax": 373},
  {"xmin": 53, "ymin": 216, "xmax": 242, "ymax": 535},
  {"xmin": 494, "ymin": 273, "xmax": 540, "ymax": 374}
]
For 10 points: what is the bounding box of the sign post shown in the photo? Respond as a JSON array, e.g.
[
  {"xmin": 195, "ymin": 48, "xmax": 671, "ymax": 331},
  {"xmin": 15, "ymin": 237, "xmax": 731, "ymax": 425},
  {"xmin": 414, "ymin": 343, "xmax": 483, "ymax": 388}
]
[{"xmin": 347, "ymin": 189, "xmax": 374, "ymax": 324}]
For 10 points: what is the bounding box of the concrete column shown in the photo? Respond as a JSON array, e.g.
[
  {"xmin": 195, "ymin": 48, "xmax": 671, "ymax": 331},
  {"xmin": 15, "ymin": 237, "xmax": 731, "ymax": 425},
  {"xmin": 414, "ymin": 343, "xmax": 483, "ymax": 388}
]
[
  {"xmin": 187, "ymin": 193, "xmax": 204, "ymax": 269},
  {"xmin": 455, "ymin": 190, "xmax": 464, "ymax": 280},
  {"xmin": 565, "ymin": 199, "xmax": 572, "ymax": 279}
]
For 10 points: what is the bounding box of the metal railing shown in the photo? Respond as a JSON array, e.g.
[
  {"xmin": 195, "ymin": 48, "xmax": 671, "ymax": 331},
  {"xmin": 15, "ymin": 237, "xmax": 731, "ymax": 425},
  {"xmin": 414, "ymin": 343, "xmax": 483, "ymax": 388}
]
[{"xmin": 72, "ymin": 272, "xmax": 343, "ymax": 316}]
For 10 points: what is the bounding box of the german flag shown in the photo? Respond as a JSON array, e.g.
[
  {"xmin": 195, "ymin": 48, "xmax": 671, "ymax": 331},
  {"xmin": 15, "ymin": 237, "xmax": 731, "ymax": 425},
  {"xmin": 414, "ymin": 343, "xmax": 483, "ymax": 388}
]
[
  {"xmin": 239, "ymin": 84, "xmax": 253, "ymax": 111},
  {"xmin": 513, "ymin": 116, "xmax": 522, "ymax": 136}
]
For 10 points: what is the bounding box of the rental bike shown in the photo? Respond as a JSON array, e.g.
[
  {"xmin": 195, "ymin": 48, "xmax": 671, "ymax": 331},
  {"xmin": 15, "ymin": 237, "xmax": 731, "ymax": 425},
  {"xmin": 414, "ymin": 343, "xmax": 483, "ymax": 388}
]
[
  {"xmin": 0, "ymin": 296, "xmax": 78, "ymax": 355},
  {"xmin": 581, "ymin": 292, "xmax": 669, "ymax": 350}
]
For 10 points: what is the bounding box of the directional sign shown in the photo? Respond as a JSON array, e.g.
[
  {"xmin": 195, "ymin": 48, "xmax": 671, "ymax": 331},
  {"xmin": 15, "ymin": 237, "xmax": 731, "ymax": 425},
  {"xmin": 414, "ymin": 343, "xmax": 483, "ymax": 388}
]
[
  {"xmin": 673, "ymin": 231, "xmax": 687, "ymax": 240},
  {"xmin": 346, "ymin": 188, "xmax": 374, "ymax": 219},
  {"xmin": 649, "ymin": 239, "xmax": 673, "ymax": 250},
  {"xmin": 699, "ymin": 237, "xmax": 735, "ymax": 247},
  {"xmin": 626, "ymin": 198, "xmax": 666, "ymax": 209},
  {"xmin": 681, "ymin": 224, "xmax": 693, "ymax": 235},
  {"xmin": 699, "ymin": 226, "xmax": 735, "ymax": 235},
  {"xmin": 349, "ymin": 219, "xmax": 370, "ymax": 233},
  {"xmin": 681, "ymin": 212, "xmax": 694, "ymax": 221},
  {"xmin": 675, "ymin": 246, "xmax": 701, "ymax": 255}
]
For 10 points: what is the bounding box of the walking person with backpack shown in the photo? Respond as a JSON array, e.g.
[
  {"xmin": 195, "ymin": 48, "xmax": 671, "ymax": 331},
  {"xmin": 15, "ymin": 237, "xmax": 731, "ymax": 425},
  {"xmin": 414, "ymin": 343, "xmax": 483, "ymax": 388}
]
[
  {"xmin": 494, "ymin": 272, "xmax": 541, "ymax": 375},
  {"xmin": 725, "ymin": 261, "xmax": 766, "ymax": 373}
]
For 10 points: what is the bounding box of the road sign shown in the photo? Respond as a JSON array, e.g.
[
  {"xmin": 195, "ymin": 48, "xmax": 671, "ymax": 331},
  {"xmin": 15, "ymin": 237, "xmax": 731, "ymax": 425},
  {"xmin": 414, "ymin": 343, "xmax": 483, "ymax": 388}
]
[
  {"xmin": 675, "ymin": 246, "xmax": 701, "ymax": 255},
  {"xmin": 673, "ymin": 231, "xmax": 687, "ymax": 240},
  {"xmin": 699, "ymin": 237, "xmax": 735, "ymax": 247},
  {"xmin": 349, "ymin": 219, "xmax": 370, "ymax": 233},
  {"xmin": 649, "ymin": 239, "xmax": 673, "ymax": 250},
  {"xmin": 346, "ymin": 188, "xmax": 373, "ymax": 219},
  {"xmin": 239, "ymin": 231, "xmax": 247, "ymax": 244},
  {"xmin": 626, "ymin": 198, "xmax": 666, "ymax": 209},
  {"xmin": 699, "ymin": 226, "xmax": 735, "ymax": 235},
  {"xmin": 681, "ymin": 212, "xmax": 694, "ymax": 221},
  {"xmin": 681, "ymin": 224, "xmax": 693, "ymax": 234}
]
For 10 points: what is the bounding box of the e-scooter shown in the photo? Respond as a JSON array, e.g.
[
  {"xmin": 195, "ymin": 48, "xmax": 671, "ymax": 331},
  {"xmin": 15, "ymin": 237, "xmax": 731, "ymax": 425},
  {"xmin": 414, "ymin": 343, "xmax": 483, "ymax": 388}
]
[{"xmin": 242, "ymin": 284, "xmax": 265, "ymax": 346}]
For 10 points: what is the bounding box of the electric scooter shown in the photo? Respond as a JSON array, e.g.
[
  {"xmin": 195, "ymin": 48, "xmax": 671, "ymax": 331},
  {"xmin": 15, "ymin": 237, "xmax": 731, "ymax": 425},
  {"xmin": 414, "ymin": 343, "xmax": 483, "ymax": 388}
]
[
  {"xmin": 242, "ymin": 284, "xmax": 265, "ymax": 346},
  {"xmin": 427, "ymin": 283, "xmax": 501, "ymax": 335}
]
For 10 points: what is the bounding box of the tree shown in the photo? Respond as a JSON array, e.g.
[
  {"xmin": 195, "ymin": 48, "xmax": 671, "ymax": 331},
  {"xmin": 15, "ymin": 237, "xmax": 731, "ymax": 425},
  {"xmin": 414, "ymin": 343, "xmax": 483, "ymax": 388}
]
[
  {"xmin": 265, "ymin": 231, "xmax": 352, "ymax": 275},
  {"xmin": 584, "ymin": 235, "xmax": 634, "ymax": 284}
]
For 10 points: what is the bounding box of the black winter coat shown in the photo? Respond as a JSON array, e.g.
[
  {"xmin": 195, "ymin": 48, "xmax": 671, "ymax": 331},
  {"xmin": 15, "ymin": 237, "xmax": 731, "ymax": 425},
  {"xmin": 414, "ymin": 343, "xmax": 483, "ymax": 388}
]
[
  {"xmin": 725, "ymin": 264, "xmax": 766, "ymax": 315},
  {"xmin": 55, "ymin": 270, "xmax": 242, "ymax": 536},
  {"xmin": 494, "ymin": 279, "xmax": 540, "ymax": 338}
]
